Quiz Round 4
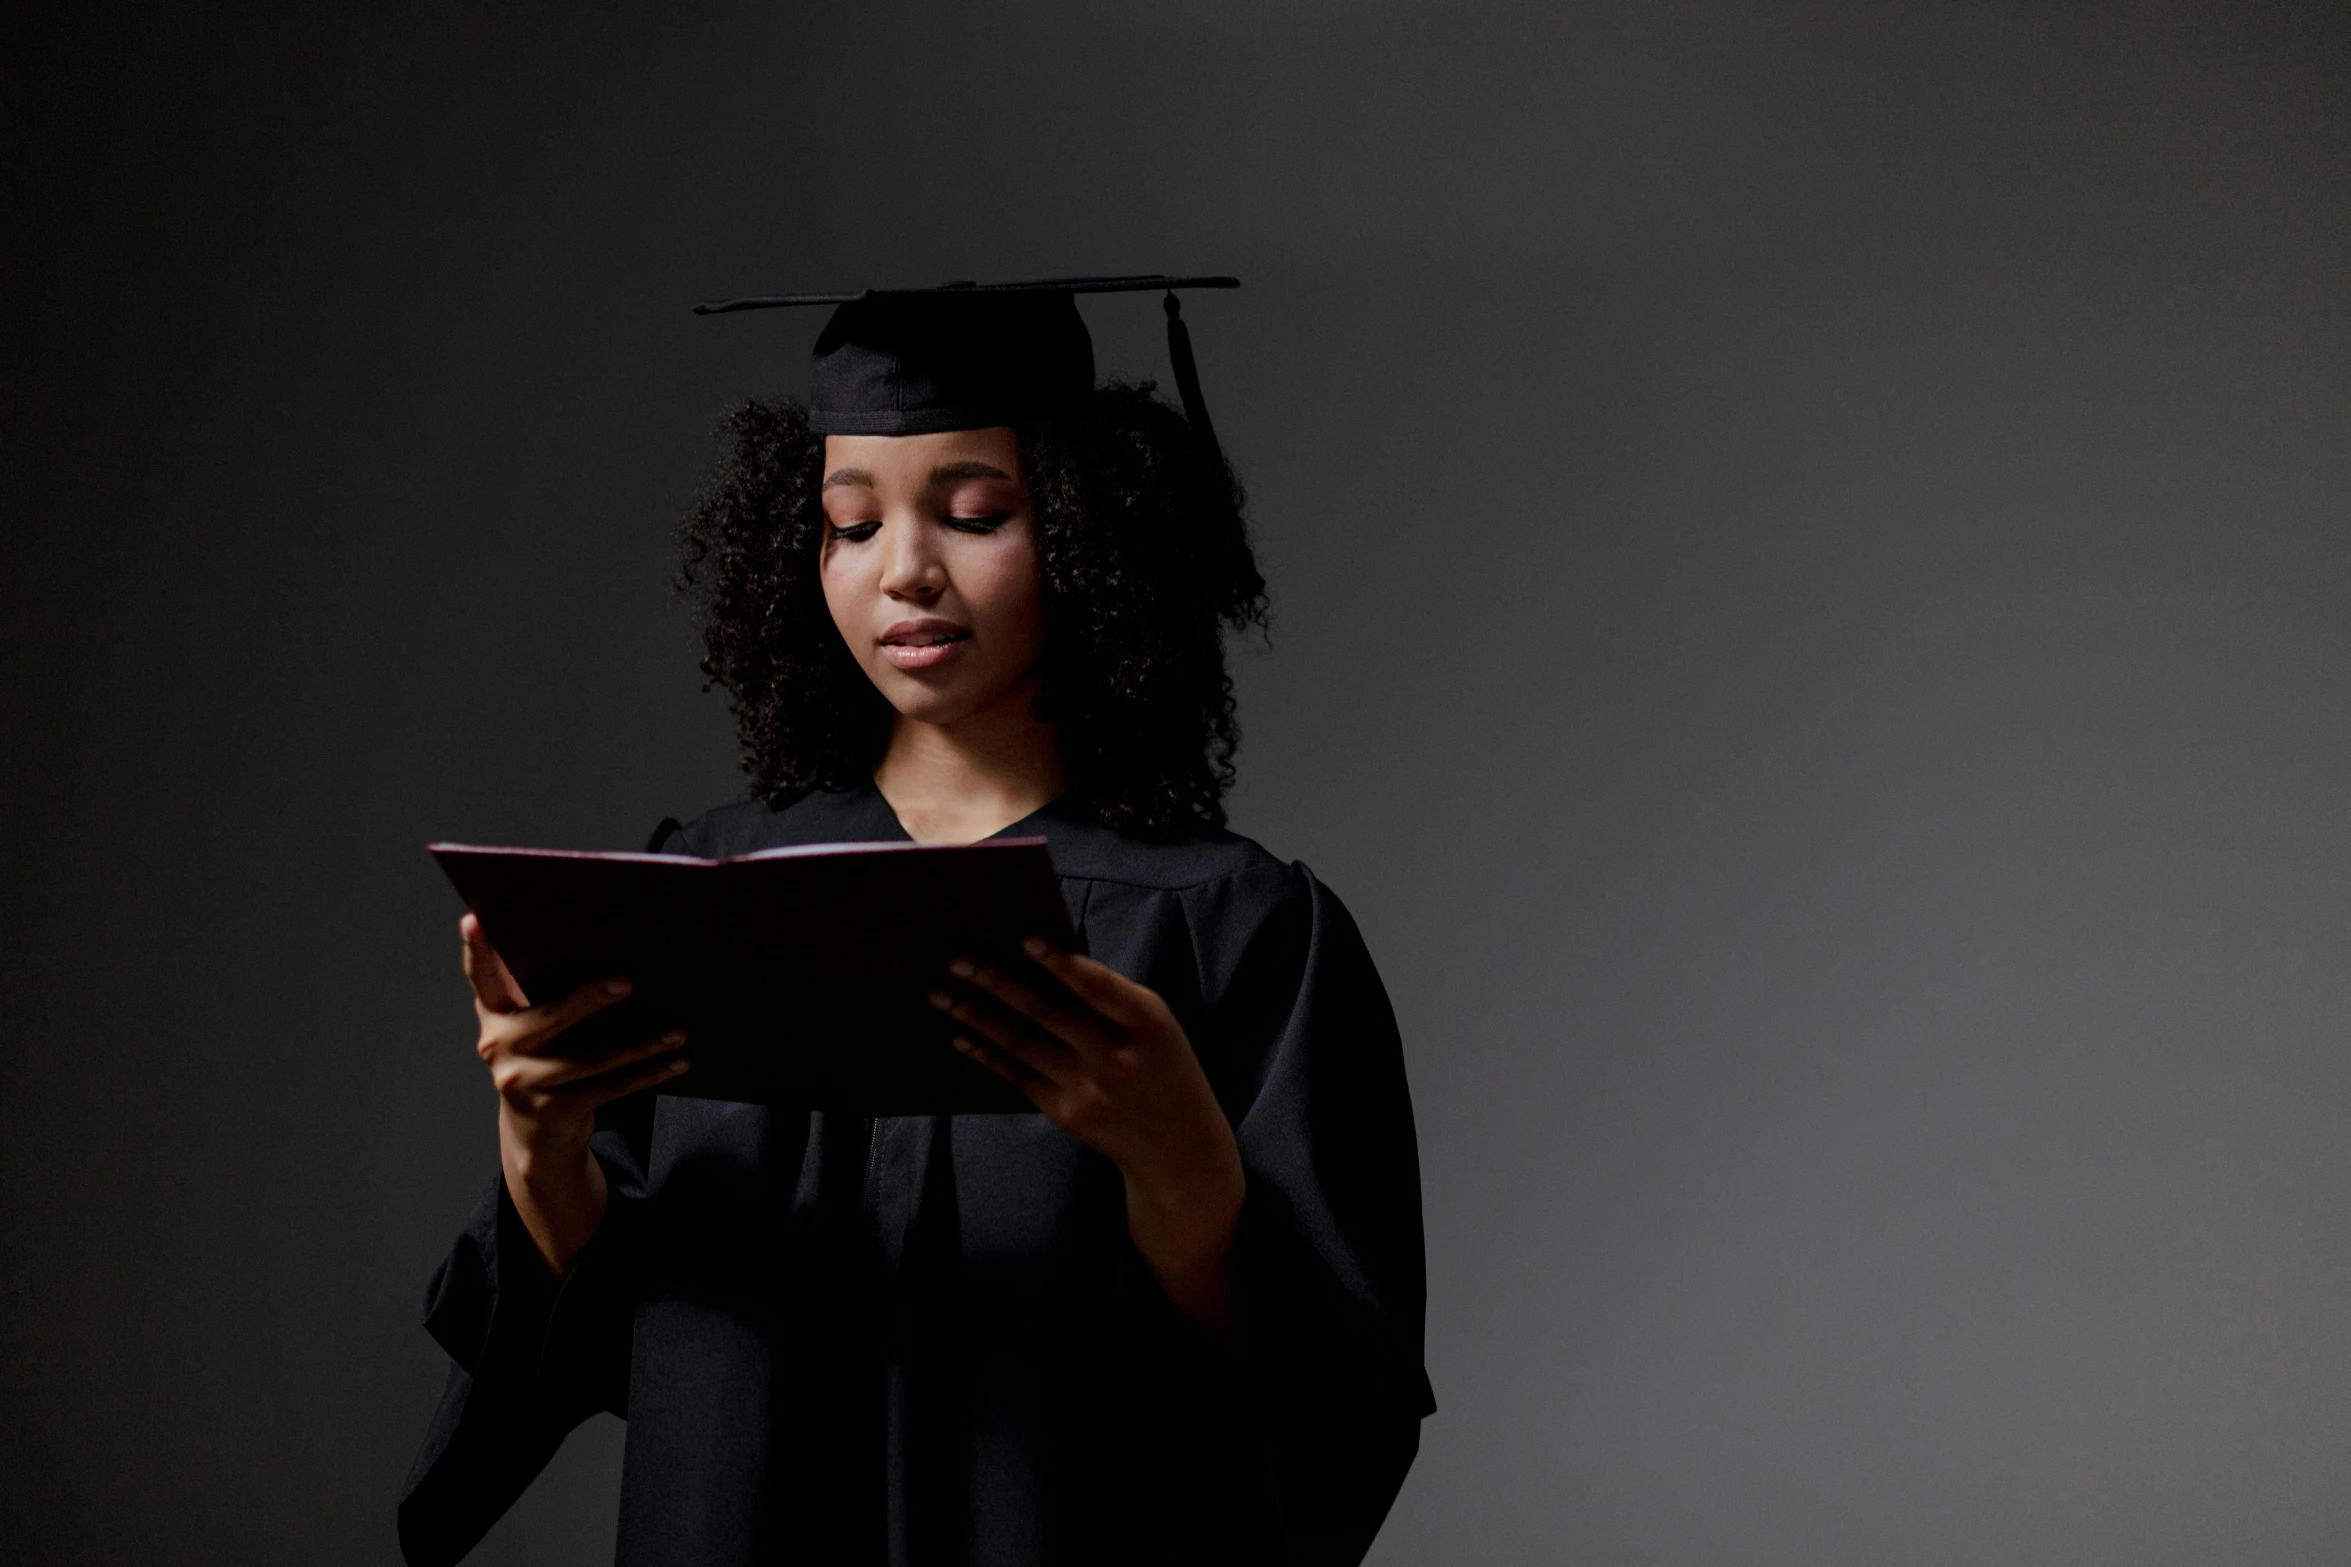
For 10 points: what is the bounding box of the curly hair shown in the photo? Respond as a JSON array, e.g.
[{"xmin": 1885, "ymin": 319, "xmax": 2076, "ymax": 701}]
[{"xmin": 679, "ymin": 381, "xmax": 1269, "ymax": 838}]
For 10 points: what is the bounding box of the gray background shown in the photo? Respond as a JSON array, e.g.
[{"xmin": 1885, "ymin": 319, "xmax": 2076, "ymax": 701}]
[{"xmin": 6, "ymin": 2, "xmax": 2348, "ymax": 1562}]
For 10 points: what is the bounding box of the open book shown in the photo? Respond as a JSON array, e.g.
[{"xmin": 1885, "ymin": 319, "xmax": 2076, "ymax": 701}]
[{"xmin": 430, "ymin": 838, "xmax": 1073, "ymax": 1113}]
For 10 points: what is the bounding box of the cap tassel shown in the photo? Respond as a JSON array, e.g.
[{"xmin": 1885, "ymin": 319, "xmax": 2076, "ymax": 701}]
[{"xmin": 1163, "ymin": 291, "xmax": 1223, "ymax": 465}]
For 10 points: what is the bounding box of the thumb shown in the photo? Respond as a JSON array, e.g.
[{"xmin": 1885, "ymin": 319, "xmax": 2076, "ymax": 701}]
[
  {"xmin": 461, "ymin": 913, "xmax": 531, "ymax": 1013},
  {"xmin": 1024, "ymin": 941, "xmax": 1154, "ymax": 1027}
]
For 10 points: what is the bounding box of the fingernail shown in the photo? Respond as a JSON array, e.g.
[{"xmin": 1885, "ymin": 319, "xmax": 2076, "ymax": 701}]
[
  {"xmin": 947, "ymin": 958, "xmax": 975, "ymax": 978},
  {"xmin": 604, "ymin": 979, "xmax": 632, "ymax": 997},
  {"xmin": 660, "ymin": 1029, "xmax": 685, "ymax": 1045},
  {"xmin": 669, "ymin": 1058, "xmax": 690, "ymax": 1072},
  {"xmin": 952, "ymin": 1036, "xmax": 973, "ymax": 1053},
  {"xmin": 1021, "ymin": 937, "xmax": 1048, "ymax": 957},
  {"xmin": 928, "ymin": 990, "xmax": 954, "ymax": 1010}
]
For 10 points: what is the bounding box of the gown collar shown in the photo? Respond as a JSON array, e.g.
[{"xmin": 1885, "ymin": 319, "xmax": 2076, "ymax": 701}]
[
  {"xmin": 855, "ymin": 782, "xmax": 1074, "ymax": 851},
  {"xmin": 806, "ymin": 783, "xmax": 1251, "ymax": 893}
]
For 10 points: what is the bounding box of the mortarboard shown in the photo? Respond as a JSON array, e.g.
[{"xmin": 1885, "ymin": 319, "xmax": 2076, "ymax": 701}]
[{"xmin": 694, "ymin": 274, "xmax": 1238, "ymax": 459}]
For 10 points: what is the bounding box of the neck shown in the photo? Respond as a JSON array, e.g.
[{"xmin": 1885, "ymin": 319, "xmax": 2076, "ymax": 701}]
[{"xmin": 873, "ymin": 677, "xmax": 1068, "ymax": 845}]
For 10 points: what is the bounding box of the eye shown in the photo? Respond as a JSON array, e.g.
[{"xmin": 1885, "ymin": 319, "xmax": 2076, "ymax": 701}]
[
  {"xmin": 828, "ymin": 520, "xmax": 881, "ymax": 543},
  {"xmin": 943, "ymin": 510, "xmax": 1012, "ymax": 535}
]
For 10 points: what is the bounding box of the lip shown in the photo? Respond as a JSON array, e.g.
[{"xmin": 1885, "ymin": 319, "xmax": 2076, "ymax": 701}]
[{"xmin": 879, "ymin": 617, "xmax": 973, "ymax": 671}]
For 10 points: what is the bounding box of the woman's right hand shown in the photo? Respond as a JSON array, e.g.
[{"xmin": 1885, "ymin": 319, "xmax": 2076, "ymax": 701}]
[{"xmin": 463, "ymin": 913, "xmax": 689, "ymax": 1276}]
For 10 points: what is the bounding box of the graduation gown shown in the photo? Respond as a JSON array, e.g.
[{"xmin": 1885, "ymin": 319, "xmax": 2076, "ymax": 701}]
[{"xmin": 399, "ymin": 787, "xmax": 1433, "ymax": 1566}]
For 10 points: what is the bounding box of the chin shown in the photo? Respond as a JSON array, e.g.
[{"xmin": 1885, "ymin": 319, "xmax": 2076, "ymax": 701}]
[{"xmin": 875, "ymin": 673, "xmax": 995, "ymax": 727}]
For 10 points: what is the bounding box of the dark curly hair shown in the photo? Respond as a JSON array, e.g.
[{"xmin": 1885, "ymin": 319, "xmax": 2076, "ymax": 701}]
[{"xmin": 679, "ymin": 381, "xmax": 1269, "ymax": 838}]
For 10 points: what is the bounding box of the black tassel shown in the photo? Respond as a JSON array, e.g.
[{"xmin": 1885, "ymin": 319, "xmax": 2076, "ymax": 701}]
[{"xmin": 1163, "ymin": 290, "xmax": 1223, "ymax": 465}]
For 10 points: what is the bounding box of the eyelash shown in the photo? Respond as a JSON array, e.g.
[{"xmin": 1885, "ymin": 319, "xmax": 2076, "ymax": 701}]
[{"xmin": 827, "ymin": 511, "xmax": 1012, "ymax": 544}]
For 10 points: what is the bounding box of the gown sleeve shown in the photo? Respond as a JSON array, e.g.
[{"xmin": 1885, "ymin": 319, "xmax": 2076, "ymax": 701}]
[
  {"xmin": 398, "ymin": 815, "xmax": 694, "ymax": 1563},
  {"xmin": 395, "ymin": 1063, "xmax": 658, "ymax": 1566},
  {"xmin": 1178, "ymin": 861, "xmax": 1436, "ymax": 1565}
]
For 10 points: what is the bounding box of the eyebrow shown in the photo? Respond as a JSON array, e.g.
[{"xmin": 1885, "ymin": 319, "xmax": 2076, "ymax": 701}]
[
  {"xmin": 821, "ymin": 460, "xmax": 1014, "ymax": 492},
  {"xmin": 929, "ymin": 461, "xmax": 1012, "ymax": 484}
]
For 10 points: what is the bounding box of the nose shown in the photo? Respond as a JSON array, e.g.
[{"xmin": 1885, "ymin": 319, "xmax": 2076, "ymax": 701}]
[{"xmin": 877, "ymin": 510, "xmax": 945, "ymax": 603}]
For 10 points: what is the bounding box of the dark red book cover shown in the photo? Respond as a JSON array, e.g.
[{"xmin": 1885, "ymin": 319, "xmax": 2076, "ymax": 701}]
[{"xmin": 430, "ymin": 838, "xmax": 1073, "ymax": 1113}]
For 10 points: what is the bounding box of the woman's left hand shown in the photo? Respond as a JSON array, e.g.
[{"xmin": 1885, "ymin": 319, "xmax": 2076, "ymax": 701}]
[{"xmin": 934, "ymin": 938, "xmax": 1244, "ymax": 1346}]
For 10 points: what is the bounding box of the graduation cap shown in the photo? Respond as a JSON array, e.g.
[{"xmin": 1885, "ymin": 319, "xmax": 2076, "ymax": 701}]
[{"xmin": 694, "ymin": 274, "xmax": 1238, "ymax": 459}]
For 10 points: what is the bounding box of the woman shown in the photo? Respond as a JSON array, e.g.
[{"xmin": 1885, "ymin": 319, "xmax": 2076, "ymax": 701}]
[{"xmin": 400, "ymin": 279, "xmax": 1433, "ymax": 1567}]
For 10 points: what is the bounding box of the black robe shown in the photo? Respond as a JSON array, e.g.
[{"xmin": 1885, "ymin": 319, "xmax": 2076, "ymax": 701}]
[{"xmin": 399, "ymin": 788, "xmax": 1433, "ymax": 1566}]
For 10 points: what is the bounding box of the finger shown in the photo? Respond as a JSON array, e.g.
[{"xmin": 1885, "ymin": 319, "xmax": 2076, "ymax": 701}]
[
  {"xmin": 558, "ymin": 1049, "xmax": 694, "ymax": 1111},
  {"xmin": 500, "ymin": 975, "xmax": 635, "ymax": 1056},
  {"xmin": 951, "ymin": 1031, "xmax": 1051, "ymax": 1098},
  {"xmin": 930, "ymin": 985, "xmax": 1076, "ymax": 1084},
  {"xmin": 1019, "ymin": 939, "xmax": 1155, "ymax": 1028},
  {"xmin": 946, "ymin": 956, "xmax": 1118, "ymax": 1051},
  {"xmin": 501, "ymin": 1030, "xmax": 686, "ymax": 1093},
  {"xmin": 461, "ymin": 914, "xmax": 531, "ymax": 1013}
]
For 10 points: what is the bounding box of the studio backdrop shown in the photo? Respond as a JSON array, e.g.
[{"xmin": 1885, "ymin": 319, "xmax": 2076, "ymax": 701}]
[{"xmin": 5, "ymin": 4, "xmax": 2349, "ymax": 1563}]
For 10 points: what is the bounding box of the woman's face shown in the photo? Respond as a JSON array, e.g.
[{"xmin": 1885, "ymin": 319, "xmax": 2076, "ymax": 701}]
[{"xmin": 818, "ymin": 427, "xmax": 1048, "ymax": 729}]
